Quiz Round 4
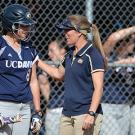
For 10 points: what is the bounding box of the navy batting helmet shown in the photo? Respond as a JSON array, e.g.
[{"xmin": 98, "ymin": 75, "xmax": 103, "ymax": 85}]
[{"xmin": 1, "ymin": 4, "xmax": 36, "ymax": 32}]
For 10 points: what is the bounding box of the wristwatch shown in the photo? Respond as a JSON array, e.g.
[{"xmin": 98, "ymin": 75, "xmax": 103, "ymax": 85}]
[{"xmin": 88, "ymin": 111, "xmax": 96, "ymax": 117}]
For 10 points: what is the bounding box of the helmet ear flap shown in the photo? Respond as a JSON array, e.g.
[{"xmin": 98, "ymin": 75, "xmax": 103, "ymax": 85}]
[{"xmin": 12, "ymin": 24, "xmax": 20, "ymax": 32}]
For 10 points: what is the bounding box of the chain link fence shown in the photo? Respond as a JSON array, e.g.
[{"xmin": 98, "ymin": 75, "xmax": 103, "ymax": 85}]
[
  {"xmin": 0, "ymin": 0, "xmax": 135, "ymax": 135},
  {"xmin": 93, "ymin": 0, "xmax": 135, "ymax": 41},
  {"xmin": 103, "ymin": 64, "xmax": 135, "ymax": 104},
  {"xmin": 101, "ymin": 64, "xmax": 135, "ymax": 135}
]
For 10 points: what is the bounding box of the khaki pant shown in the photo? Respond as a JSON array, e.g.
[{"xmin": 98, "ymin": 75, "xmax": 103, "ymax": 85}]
[{"xmin": 60, "ymin": 114, "xmax": 102, "ymax": 135}]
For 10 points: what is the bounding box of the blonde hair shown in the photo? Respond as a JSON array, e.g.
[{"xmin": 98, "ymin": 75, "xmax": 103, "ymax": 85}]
[
  {"xmin": 68, "ymin": 15, "xmax": 107, "ymax": 68},
  {"xmin": 92, "ymin": 24, "xmax": 107, "ymax": 68}
]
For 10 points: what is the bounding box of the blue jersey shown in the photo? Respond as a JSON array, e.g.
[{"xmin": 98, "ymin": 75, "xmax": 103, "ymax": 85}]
[
  {"xmin": 62, "ymin": 42, "xmax": 105, "ymax": 116},
  {"xmin": 102, "ymin": 48, "xmax": 135, "ymax": 104},
  {"xmin": 103, "ymin": 65, "xmax": 135, "ymax": 104},
  {"xmin": 0, "ymin": 36, "xmax": 38, "ymax": 103}
]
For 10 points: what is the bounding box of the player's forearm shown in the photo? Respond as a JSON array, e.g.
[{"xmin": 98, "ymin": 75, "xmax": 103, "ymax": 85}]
[
  {"xmin": 30, "ymin": 80, "xmax": 41, "ymax": 112},
  {"xmin": 112, "ymin": 26, "xmax": 135, "ymax": 42},
  {"xmin": 114, "ymin": 57, "xmax": 135, "ymax": 64},
  {"xmin": 113, "ymin": 25, "xmax": 135, "ymax": 42},
  {"xmin": 103, "ymin": 26, "xmax": 135, "ymax": 56}
]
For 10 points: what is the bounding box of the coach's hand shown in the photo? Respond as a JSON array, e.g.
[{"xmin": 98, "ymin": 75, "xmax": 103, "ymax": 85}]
[
  {"xmin": 82, "ymin": 114, "xmax": 95, "ymax": 130},
  {"xmin": 30, "ymin": 111, "xmax": 42, "ymax": 133}
]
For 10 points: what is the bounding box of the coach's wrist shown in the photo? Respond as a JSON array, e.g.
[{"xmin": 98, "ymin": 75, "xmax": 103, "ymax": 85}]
[{"xmin": 87, "ymin": 111, "xmax": 96, "ymax": 117}]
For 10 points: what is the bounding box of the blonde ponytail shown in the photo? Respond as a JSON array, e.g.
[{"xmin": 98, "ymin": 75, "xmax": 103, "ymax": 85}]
[{"xmin": 92, "ymin": 24, "xmax": 108, "ymax": 68}]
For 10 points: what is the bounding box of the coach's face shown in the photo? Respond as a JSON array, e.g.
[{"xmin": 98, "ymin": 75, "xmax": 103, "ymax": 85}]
[{"xmin": 64, "ymin": 29, "xmax": 81, "ymax": 46}]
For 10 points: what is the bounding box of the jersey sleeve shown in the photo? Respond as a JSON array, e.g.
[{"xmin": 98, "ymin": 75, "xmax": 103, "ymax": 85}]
[
  {"xmin": 22, "ymin": 41, "xmax": 39, "ymax": 65},
  {"xmin": 32, "ymin": 48, "xmax": 39, "ymax": 65},
  {"xmin": 28, "ymin": 44, "xmax": 39, "ymax": 65},
  {"xmin": 87, "ymin": 47, "xmax": 105, "ymax": 73}
]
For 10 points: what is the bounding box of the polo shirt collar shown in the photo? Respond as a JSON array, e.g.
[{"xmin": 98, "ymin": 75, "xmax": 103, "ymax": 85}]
[
  {"xmin": 77, "ymin": 41, "xmax": 92, "ymax": 56},
  {"xmin": 68, "ymin": 41, "xmax": 92, "ymax": 57}
]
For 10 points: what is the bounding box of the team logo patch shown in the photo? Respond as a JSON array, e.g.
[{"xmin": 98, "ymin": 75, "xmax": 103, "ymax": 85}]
[{"xmin": 78, "ymin": 58, "xmax": 83, "ymax": 64}]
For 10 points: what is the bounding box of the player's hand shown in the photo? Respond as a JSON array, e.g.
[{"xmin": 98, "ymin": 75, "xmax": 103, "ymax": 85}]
[
  {"xmin": 82, "ymin": 114, "xmax": 95, "ymax": 130},
  {"xmin": 30, "ymin": 111, "xmax": 42, "ymax": 133}
]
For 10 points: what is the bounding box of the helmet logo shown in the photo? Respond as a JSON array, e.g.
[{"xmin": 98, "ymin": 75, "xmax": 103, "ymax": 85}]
[{"xmin": 26, "ymin": 12, "xmax": 31, "ymax": 19}]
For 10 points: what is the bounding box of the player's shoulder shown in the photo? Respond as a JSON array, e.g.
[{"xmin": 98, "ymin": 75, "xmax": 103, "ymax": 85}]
[
  {"xmin": 0, "ymin": 36, "xmax": 5, "ymax": 44},
  {"xmin": 0, "ymin": 36, "xmax": 3, "ymax": 41},
  {"xmin": 0, "ymin": 36, "xmax": 7, "ymax": 48},
  {"xmin": 21, "ymin": 41, "xmax": 37, "ymax": 56}
]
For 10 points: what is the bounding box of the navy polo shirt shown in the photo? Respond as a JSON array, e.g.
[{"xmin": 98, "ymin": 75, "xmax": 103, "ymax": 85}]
[{"xmin": 62, "ymin": 42, "xmax": 105, "ymax": 116}]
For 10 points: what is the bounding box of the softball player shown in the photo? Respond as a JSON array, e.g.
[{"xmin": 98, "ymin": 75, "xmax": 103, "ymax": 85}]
[
  {"xmin": 100, "ymin": 25, "xmax": 135, "ymax": 135},
  {"xmin": 38, "ymin": 15, "xmax": 106, "ymax": 135},
  {"xmin": 0, "ymin": 4, "xmax": 42, "ymax": 135}
]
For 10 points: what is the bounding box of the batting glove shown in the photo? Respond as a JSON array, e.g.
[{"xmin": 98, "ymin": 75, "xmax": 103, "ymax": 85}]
[{"xmin": 30, "ymin": 111, "xmax": 42, "ymax": 133}]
